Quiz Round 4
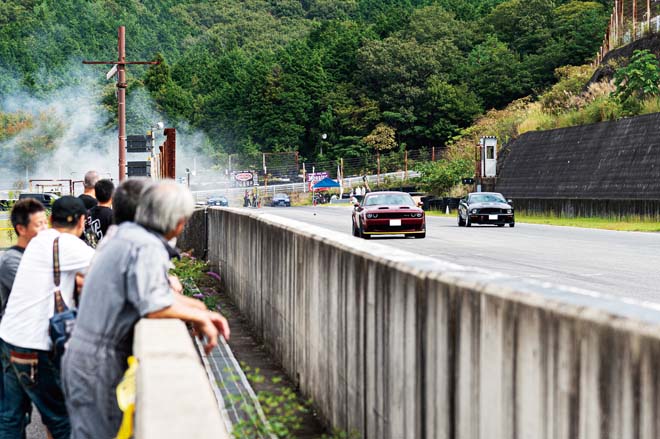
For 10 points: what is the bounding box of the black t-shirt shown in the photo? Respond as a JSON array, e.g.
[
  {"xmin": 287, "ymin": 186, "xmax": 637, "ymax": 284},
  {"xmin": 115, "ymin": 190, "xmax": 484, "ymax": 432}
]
[
  {"xmin": 78, "ymin": 194, "xmax": 98, "ymax": 210},
  {"xmin": 85, "ymin": 205, "xmax": 113, "ymax": 246}
]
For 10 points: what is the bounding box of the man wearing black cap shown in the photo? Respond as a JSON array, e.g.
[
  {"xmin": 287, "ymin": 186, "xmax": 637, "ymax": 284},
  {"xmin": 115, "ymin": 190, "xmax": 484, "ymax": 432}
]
[{"xmin": 0, "ymin": 196, "xmax": 94, "ymax": 439}]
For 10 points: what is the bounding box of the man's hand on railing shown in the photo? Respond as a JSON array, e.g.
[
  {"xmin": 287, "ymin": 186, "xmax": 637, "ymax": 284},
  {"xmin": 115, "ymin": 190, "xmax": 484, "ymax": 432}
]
[{"xmin": 195, "ymin": 311, "xmax": 230, "ymax": 354}]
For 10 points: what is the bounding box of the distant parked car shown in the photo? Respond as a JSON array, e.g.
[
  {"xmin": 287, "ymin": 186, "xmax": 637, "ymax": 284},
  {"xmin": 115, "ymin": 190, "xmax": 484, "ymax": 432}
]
[
  {"xmin": 207, "ymin": 195, "xmax": 229, "ymax": 207},
  {"xmin": 352, "ymin": 191, "xmax": 425, "ymax": 239},
  {"xmin": 271, "ymin": 193, "xmax": 291, "ymax": 207},
  {"xmin": 19, "ymin": 193, "xmax": 59, "ymax": 206},
  {"xmin": 457, "ymin": 192, "xmax": 514, "ymax": 227}
]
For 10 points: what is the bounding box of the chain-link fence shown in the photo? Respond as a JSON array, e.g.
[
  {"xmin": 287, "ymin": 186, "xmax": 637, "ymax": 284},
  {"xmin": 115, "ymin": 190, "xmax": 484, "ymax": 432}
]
[{"xmin": 595, "ymin": 0, "xmax": 660, "ymax": 65}]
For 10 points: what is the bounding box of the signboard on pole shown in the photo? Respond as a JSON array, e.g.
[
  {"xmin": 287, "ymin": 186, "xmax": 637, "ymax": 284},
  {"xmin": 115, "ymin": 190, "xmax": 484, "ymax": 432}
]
[
  {"xmin": 126, "ymin": 135, "xmax": 150, "ymax": 153},
  {"xmin": 232, "ymin": 171, "xmax": 257, "ymax": 187},
  {"xmin": 307, "ymin": 172, "xmax": 328, "ymax": 190},
  {"xmin": 307, "ymin": 172, "xmax": 328, "ymax": 183},
  {"xmin": 106, "ymin": 64, "xmax": 118, "ymax": 80}
]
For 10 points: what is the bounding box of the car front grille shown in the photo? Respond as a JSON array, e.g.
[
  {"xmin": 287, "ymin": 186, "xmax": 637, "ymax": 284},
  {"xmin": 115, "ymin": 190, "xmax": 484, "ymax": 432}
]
[
  {"xmin": 477, "ymin": 208, "xmax": 507, "ymax": 214},
  {"xmin": 370, "ymin": 212, "xmax": 421, "ymax": 219}
]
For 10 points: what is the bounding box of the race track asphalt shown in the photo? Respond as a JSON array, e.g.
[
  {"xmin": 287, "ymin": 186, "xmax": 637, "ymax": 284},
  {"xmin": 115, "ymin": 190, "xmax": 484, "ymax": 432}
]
[{"xmin": 255, "ymin": 205, "xmax": 660, "ymax": 304}]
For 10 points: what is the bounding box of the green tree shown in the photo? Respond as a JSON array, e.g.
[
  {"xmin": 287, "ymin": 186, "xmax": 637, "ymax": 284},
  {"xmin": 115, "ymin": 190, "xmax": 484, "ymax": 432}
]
[
  {"xmin": 485, "ymin": 0, "xmax": 555, "ymax": 55},
  {"xmin": 363, "ymin": 123, "xmax": 396, "ymax": 152},
  {"xmin": 613, "ymin": 50, "xmax": 660, "ymax": 102},
  {"xmin": 415, "ymin": 158, "xmax": 473, "ymax": 195},
  {"xmin": 466, "ymin": 36, "xmax": 528, "ymax": 109}
]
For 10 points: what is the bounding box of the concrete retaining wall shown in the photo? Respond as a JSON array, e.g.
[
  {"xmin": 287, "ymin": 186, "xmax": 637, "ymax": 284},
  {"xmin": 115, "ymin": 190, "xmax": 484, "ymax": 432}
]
[
  {"xmin": 192, "ymin": 207, "xmax": 660, "ymax": 439},
  {"xmin": 509, "ymin": 197, "xmax": 660, "ymax": 219},
  {"xmin": 133, "ymin": 319, "xmax": 231, "ymax": 439},
  {"xmin": 495, "ymin": 113, "xmax": 660, "ymax": 217},
  {"xmin": 496, "ymin": 113, "xmax": 660, "ymax": 200}
]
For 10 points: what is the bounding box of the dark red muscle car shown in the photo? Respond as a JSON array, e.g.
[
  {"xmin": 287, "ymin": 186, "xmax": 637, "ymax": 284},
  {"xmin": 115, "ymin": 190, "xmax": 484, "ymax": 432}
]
[{"xmin": 352, "ymin": 191, "xmax": 426, "ymax": 239}]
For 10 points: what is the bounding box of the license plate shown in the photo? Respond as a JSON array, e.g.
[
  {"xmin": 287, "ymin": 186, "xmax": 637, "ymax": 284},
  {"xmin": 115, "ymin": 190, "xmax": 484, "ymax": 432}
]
[
  {"xmin": 488, "ymin": 214, "xmax": 498, "ymax": 220},
  {"xmin": 390, "ymin": 219, "xmax": 402, "ymax": 226}
]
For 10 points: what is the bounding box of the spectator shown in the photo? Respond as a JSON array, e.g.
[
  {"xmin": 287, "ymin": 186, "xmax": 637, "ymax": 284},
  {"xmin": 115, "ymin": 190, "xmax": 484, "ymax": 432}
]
[
  {"xmin": 363, "ymin": 175, "xmax": 371, "ymax": 194},
  {"xmin": 78, "ymin": 170, "xmax": 99, "ymax": 210},
  {"xmin": 244, "ymin": 190, "xmax": 250, "ymax": 207},
  {"xmin": 0, "ymin": 199, "xmax": 48, "ymax": 319},
  {"xmin": 62, "ymin": 180, "xmax": 230, "ymax": 439},
  {"xmin": 0, "ymin": 196, "xmax": 93, "ymax": 439},
  {"xmin": 112, "ymin": 177, "xmax": 154, "ymax": 225},
  {"xmin": 0, "ymin": 198, "xmax": 47, "ymax": 437},
  {"xmin": 84, "ymin": 179, "xmax": 115, "ymax": 247}
]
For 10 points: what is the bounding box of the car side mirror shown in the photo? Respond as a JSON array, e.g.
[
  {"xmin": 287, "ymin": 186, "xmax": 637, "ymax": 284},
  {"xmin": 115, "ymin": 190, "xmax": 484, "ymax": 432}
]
[
  {"xmin": 507, "ymin": 199, "xmax": 513, "ymax": 204},
  {"xmin": 417, "ymin": 202, "xmax": 423, "ymax": 208}
]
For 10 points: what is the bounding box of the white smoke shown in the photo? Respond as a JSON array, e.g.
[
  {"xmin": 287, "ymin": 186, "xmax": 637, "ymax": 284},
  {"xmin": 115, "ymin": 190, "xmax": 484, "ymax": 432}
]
[{"xmin": 0, "ymin": 66, "xmax": 217, "ymax": 193}]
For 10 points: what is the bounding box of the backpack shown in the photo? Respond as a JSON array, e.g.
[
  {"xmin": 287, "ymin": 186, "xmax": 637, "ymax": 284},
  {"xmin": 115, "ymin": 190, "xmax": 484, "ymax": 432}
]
[{"xmin": 48, "ymin": 237, "xmax": 79, "ymax": 362}]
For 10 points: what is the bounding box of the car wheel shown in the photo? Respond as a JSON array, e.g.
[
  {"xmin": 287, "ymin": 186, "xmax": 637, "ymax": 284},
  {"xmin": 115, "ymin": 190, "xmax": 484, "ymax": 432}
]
[
  {"xmin": 509, "ymin": 222, "xmax": 515, "ymax": 228},
  {"xmin": 416, "ymin": 232, "xmax": 426, "ymax": 239},
  {"xmin": 458, "ymin": 213, "xmax": 465, "ymax": 227},
  {"xmin": 359, "ymin": 222, "xmax": 371, "ymax": 239},
  {"xmin": 352, "ymin": 220, "xmax": 359, "ymax": 237},
  {"xmin": 466, "ymin": 216, "xmax": 472, "ymax": 227}
]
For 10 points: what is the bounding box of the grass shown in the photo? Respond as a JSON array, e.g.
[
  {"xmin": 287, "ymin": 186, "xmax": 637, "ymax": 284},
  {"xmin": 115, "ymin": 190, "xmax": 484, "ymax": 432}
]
[
  {"xmin": 425, "ymin": 210, "xmax": 660, "ymax": 232},
  {"xmin": 515, "ymin": 214, "xmax": 660, "ymax": 232}
]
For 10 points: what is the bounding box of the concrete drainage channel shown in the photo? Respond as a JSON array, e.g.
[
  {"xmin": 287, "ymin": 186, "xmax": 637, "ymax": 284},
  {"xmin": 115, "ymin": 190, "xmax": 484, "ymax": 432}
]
[
  {"xmin": 196, "ymin": 336, "xmax": 275, "ymax": 438},
  {"xmin": 186, "ymin": 279, "xmax": 276, "ymax": 438},
  {"xmin": 184, "ymin": 278, "xmax": 327, "ymax": 439}
]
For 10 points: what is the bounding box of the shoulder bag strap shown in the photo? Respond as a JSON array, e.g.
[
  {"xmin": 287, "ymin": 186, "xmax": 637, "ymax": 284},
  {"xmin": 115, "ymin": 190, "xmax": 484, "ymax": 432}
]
[{"xmin": 52, "ymin": 236, "xmax": 67, "ymax": 314}]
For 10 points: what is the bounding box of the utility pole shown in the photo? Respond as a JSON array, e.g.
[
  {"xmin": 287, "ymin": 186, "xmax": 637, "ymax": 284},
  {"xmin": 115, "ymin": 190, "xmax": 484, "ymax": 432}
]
[{"xmin": 83, "ymin": 26, "xmax": 159, "ymax": 181}]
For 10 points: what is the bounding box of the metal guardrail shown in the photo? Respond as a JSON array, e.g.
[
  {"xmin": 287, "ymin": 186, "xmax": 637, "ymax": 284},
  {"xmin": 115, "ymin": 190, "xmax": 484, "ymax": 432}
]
[{"xmin": 190, "ymin": 171, "xmax": 420, "ymax": 202}]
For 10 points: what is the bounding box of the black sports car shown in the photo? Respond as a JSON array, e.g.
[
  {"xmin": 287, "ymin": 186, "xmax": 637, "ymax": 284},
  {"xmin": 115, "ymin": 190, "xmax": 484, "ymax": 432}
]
[
  {"xmin": 207, "ymin": 195, "xmax": 229, "ymax": 207},
  {"xmin": 458, "ymin": 192, "xmax": 514, "ymax": 227}
]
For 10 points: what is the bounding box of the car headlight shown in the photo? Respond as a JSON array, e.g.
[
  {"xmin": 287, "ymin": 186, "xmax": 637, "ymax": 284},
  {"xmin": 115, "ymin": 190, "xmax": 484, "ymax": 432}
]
[
  {"xmin": 470, "ymin": 209, "xmax": 477, "ymax": 214},
  {"xmin": 415, "ymin": 212, "xmax": 423, "ymax": 218},
  {"xmin": 507, "ymin": 209, "xmax": 512, "ymax": 214},
  {"xmin": 366, "ymin": 213, "xmax": 378, "ymax": 219},
  {"xmin": 366, "ymin": 213, "xmax": 372, "ymax": 219}
]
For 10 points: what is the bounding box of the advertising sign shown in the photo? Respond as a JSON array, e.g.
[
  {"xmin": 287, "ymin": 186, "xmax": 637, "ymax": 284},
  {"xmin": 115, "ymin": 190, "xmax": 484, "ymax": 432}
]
[
  {"xmin": 307, "ymin": 172, "xmax": 328, "ymax": 183},
  {"xmin": 232, "ymin": 171, "xmax": 257, "ymax": 187}
]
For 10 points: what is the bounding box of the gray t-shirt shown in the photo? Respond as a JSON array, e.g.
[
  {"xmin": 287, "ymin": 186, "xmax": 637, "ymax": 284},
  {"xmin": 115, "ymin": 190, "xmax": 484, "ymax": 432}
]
[
  {"xmin": 70, "ymin": 222, "xmax": 175, "ymax": 353},
  {"xmin": 0, "ymin": 246, "xmax": 24, "ymax": 321}
]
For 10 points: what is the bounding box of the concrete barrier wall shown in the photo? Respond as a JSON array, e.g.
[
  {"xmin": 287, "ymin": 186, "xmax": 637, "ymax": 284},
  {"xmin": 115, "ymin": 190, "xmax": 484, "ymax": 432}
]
[
  {"xmin": 195, "ymin": 207, "xmax": 660, "ymax": 439},
  {"xmin": 133, "ymin": 319, "xmax": 231, "ymax": 439}
]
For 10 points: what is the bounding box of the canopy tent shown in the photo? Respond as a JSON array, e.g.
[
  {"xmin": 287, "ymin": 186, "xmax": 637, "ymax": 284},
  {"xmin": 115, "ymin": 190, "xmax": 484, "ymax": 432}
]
[{"xmin": 312, "ymin": 177, "xmax": 340, "ymax": 191}]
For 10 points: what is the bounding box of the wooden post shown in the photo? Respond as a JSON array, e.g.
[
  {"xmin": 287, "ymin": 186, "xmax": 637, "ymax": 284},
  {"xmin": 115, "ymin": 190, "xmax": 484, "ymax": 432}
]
[
  {"xmin": 404, "ymin": 150, "xmax": 408, "ymax": 181},
  {"xmin": 431, "ymin": 146, "xmax": 435, "ymax": 162},
  {"xmin": 621, "ymin": 0, "xmax": 625, "ymax": 45},
  {"xmin": 377, "ymin": 151, "xmax": 380, "ymax": 186},
  {"xmin": 633, "ymin": 0, "xmax": 637, "ymax": 39},
  {"xmin": 340, "ymin": 157, "xmax": 344, "ymax": 184},
  {"xmin": 647, "ymin": 0, "xmax": 651, "ymax": 34}
]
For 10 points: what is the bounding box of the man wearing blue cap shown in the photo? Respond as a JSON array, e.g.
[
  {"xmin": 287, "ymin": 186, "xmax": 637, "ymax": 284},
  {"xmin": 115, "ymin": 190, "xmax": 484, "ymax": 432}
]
[{"xmin": 0, "ymin": 196, "xmax": 94, "ymax": 439}]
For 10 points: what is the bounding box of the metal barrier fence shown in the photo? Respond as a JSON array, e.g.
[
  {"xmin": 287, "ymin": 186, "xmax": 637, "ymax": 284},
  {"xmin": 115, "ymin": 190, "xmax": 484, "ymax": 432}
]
[
  {"xmin": 190, "ymin": 171, "xmax": 420, "ymax": 203},
  {"xmin": 594, "ymin": 0, "xmax": 660, "ymax": 65}
]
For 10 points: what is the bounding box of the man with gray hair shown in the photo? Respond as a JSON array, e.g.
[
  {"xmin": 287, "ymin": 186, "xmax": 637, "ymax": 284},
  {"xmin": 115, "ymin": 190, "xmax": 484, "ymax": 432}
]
[
  {"xmin": 78, "ymin": 170, "xmax": 100, "ymax": 210},
  {"xmin": 61, "ymin": 180, "xmax": 230, "ymax": 439}
]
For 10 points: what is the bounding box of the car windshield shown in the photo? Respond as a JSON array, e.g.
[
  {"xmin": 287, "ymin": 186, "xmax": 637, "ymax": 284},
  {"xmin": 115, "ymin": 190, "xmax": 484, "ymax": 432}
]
[
  {"xmin": 469, "ymin": 193, "xmax": 506, "ymax": 203},
  {"xmin": 274, "ymin": 193, "xmax": 288, "ymax": 198},
  {"xmin": 364, "ymin": 193, "xmax": 415, "ymax": 206}
]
